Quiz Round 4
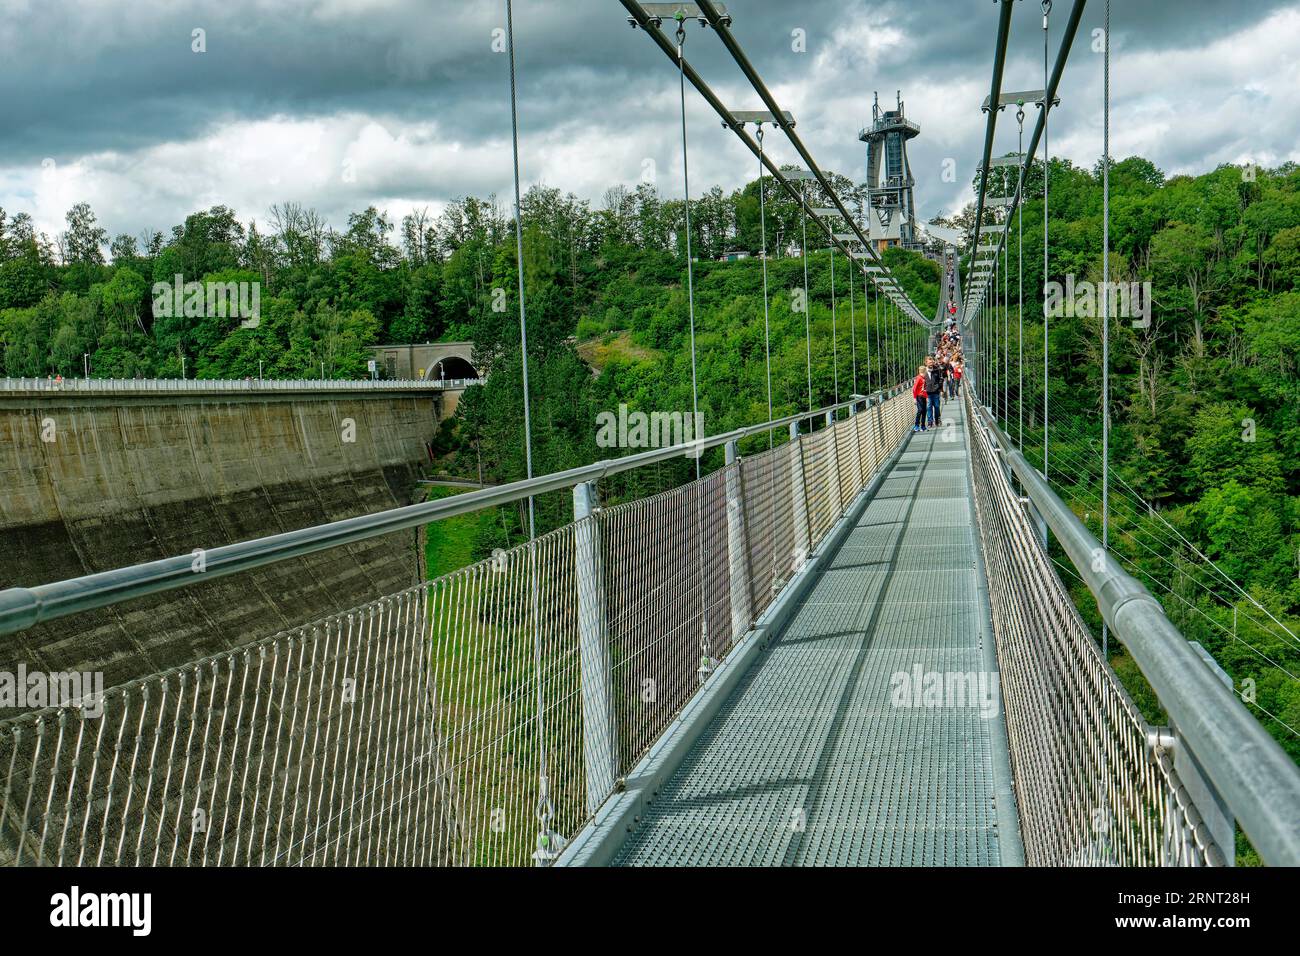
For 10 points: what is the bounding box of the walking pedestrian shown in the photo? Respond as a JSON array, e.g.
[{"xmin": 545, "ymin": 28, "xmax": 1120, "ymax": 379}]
[
  {"xmin": 912, "ymin": 365, "xmax": 929, "ymax": 432},
  {"xmin": 926, "ymin": 358, "xmax": 945, "ymax": 427}
]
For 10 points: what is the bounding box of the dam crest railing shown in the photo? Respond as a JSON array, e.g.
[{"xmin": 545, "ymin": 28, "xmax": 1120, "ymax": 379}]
[{"xmin": 0, "ymin": 377, "xmax": 482, "ymax": 395}]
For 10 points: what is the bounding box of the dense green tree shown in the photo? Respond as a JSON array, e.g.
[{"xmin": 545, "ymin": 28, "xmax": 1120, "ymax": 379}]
[{"xmin": 61, "ymin": 201, "xmax": 108, "ymax": 266}]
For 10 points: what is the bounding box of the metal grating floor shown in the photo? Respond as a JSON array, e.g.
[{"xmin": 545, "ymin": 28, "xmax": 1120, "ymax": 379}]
[{"xmin": 612, "ymin": 399, "xmax": 1019, "ymax": 866}]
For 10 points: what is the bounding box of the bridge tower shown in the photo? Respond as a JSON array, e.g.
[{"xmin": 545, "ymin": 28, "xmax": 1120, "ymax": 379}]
[{"xmin": 859, "ymin": 90, "xmax": 922, "ymax": 253}]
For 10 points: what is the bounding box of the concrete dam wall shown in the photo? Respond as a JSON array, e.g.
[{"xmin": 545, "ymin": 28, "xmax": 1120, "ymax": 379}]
[{"xmin": 0, "ymin": 388, "xmax": 441, "ymax": 691}]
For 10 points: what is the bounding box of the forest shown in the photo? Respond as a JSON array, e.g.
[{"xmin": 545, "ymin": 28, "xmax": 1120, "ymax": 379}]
[{"xmin": 3, "ymin": 155, "xmax": 1298, "ymax": 848}]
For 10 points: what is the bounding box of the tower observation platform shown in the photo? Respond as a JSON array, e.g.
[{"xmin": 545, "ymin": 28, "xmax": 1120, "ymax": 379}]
[{"xmin": 859, "ymin": 91, "xmax": 923, "ymax": 252}]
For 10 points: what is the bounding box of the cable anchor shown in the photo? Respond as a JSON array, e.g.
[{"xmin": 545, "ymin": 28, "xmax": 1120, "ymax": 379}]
[{"xmin": 531, "ymin": 786, "xmax": 567, "ymax": 866}]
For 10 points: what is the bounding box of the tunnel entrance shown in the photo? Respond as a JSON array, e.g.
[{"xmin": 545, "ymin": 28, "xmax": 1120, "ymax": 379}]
[{"xmin": 428, "ymin": 356, "xmax": 478, "ymax": 381}]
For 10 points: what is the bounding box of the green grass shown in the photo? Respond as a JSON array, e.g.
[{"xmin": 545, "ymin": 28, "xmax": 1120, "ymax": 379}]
[{"xmin": 422, "ymin": 485, "xmax": 495, "ymax": 580}]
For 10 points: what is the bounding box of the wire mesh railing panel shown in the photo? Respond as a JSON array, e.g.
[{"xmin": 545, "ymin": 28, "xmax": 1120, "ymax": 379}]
[
  {"xmin": 0, "ymin": 527, "xmax": 587, "ymax": 868},
  {"xmin": 891, "ymin": 395, "xmax": 907, "ymax": 456},
  {"xmin": 600, "ymin": 467, "xmax": 732, "ymax": 776},
  {"xmin": 874, "ymin": 396, "xmax": 898, "ymax": 474},
  {"xmin": 740, "ymin": 440, "xmax": 799, "ymax": 624},
  {"xmin": 892, "ymin": 389, "xmax": 911, "ymax": 446},
  {"xmin": 834, "ymin": 416, "xmax": 858, "ymax": 513},
  {"xmin": 853, "ymin": 408, "xmax": 873, "ymax": 486},
  {"xmin": 801, "ymin": 427, "xmax": 839, "ymax": 548},
  {"xmin": 864, "ymin": 403, "xmax": 883, "ymax": 477},
  {"xmin": 1, "ymin": 592, "xmax": 440, "ymax": 867},
  {"xmin": 874, "ymin": 398, "xmax": 892, "ymax": 473},
  {"xmin": 964, "ymin": 391, "xmax": 1219, "ymax": 866},
  {"xmin": 424, "ymin": 527, "xmax": 586, "ymax": 866},
  {"xmin": 862, "ymin": 392, "xmax": 909, "ymax": 479}
]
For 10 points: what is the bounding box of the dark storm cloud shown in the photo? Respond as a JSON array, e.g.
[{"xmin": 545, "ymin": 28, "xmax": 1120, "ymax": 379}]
[
  {"xmin": 1, "ymin": 0, "xmax": 1287, "ymax": 162},
  {"xmin": 2, "ymin": 0, "xmax": 1297, "ymax": 238}
]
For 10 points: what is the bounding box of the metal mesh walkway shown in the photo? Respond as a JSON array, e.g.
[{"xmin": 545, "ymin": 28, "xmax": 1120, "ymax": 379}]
[{"xmin": 612, "ymin": 398, "xmax": 1022, "ymax": 866}]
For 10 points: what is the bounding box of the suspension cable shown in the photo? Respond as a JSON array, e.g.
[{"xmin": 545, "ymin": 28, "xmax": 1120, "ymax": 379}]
[
  {"xmin": 893, "ymin": 293, "xmax": 900, "ymax": 384},
  {"xmin": 756, "ymin": 123, "xmax": 777, "ymax": 592},
  {"xmin": 504, "ymin": 0, "xmax": 551, "ymax": 857},
  {"xmin": 884, "ymin": 286, "xmax": 891, "ymax": 385},
  {"xmin": 830, "ymin": 244, "xmax": 839, "ymax": 405},
  {"xmin": 692, "ymin": 0, "xmax": 925, "ymax": 323},
  {"xmin": 967, "ymin": 0, "xmax": 1017, "ymax": 297},
  {"xmin": 900, "ymin": 289, "xmax": 906, "ymax": 382},
  {"xmin": 757, "ymin": 124, "xmax": 774, "ymax": 444},
  {"xmin": 1046, "ymin": 418, "xmax": 1300, "ymax": 653},
  {"xmin": 848, "ymin": 252, "xmax": 858, "ymax": 397},
  {"xmin": 883, "ymin": 275, "xmax": 891, "ymax": 389},
  {"xmin": 889, "ymin": 297, "xmax": 899, "ymax": 379},
  {"xmin": 898, "ymin": 291, "xmax": 904, "ymax": 383},
  {"xmin": 624, "ymin": 0, "xmax": 918, "ymax": 317},
  {"xmin": 979, "ymin": 297, "xmax": 985, "ymax": 394},
  {"xmin": 801, "ymin": 182, "xmax": 812, "ymax": 412},
  {"xmin": 1043, "ymin": 0, "xmax": 1052, "ymax": 478},
  {"xmin": 992, "ymin": 196, "xmax": 1000, "ymax": 420},
  {"xmin": 900, "ymin": 286, "xmax": 907, "ymax": 382},
  {"xmin": 962, "ymin": 0, "xmax": 1084, "ymax": 344},
  {"xmin": 986, "ymin": 216, "xmax": 993, "ymax": 411},
  {"xmin": 676, "ymin": 18, "xmax": 702, "ymax": 483},
  {"xmin": 1003, "ymin": 165, "xmax": 1010, "ymax": 428},
  {"xmin": 899, "ymin": 298, "xmax": 906, "ymax": 382},
  {"xmin": 1101, "ymin": 0, "xmax": 1111, "ymax": 656},
  {"xmin": 871, "ymin": 269, "xmax": 880, "ymax": 393},
  {"xmin": 673, "ymin": 15, "xmax": 711, "ymax": 680},
  {"xmin": 1017, "ymin": 102, "xmax": 1025, "ymax": 449},
  {"xmin": 873, "ymin": 270, "xmax": 883, "ymax": 387},
  {"xmin": 1037, "ymin": 422, "xmax": 1300, "ymax": 660},
  {"xmin": 506, "ymin": 0, "xmax": 535, "ymax": 528}
]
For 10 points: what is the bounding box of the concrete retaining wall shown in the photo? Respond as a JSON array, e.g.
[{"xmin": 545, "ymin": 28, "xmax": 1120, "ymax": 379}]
[{"xmin": 0, "ymin": 391, "xmax": 439, "ymax": 690}]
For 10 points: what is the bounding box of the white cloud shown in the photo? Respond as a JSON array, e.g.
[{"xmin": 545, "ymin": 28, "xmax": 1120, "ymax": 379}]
[{"xmin": 6, "ymin": 114, "xmax": 510, "ymax": 241}]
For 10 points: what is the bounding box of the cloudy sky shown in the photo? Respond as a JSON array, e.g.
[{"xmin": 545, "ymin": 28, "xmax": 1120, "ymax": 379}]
[{"xmin": 2, "ymin": 0, "xmax": 1298, "ymax": 246}]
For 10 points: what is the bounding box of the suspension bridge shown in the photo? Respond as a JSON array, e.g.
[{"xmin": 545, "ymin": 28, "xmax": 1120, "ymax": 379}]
[{"xmin": 1, "ymin": 0, "xmax": 1298, "ymax": 869}]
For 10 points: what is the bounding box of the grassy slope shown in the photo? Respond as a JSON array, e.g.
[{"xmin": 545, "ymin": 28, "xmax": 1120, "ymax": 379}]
[{"xmin": 422, "ymin": 485, "xmax": 495, "ymax": 580}]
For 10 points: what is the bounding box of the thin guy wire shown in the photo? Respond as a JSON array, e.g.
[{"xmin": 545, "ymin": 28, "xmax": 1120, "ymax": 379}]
[
  {"xmin": 1017, "ymin": 103, "xmax": 1025, "ymax": 449},
  {"xmin": 802, "ymin": 181, "xmax": 812, "ymax": 412},
  {"xmin": 1101, "ymin": 0, "xmax": 1111, "ymax": 658},
  {"xmin": 1043, "ymin": 0, "xmax": 1052, "ymax": 478},
  {"xmin": 673, "ymin": 19, "xmax": 711, "ymax": 679},
  {"xmin": 757, "ymin": 126, "xmax": 774, "ymax": 448},
  {"xmin": 504, "ymin": 0, "xmax": 550, "ymax": 849}
]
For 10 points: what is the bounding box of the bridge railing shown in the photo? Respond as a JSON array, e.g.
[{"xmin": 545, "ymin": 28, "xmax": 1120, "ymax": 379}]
[
  {"xmin": 0, "ymin": 377, "xmax": 482, "ymax": 394},
  {"xmin": 965, "ymin": 390, "xmax": 1300, "ymax": 866},
  {"xmin": 0, "ymin": 386, "xmax": 913, "ymax": 866}
]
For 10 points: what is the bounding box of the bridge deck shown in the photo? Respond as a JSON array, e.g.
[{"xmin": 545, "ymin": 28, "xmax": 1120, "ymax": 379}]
[{"xmin": 613, "ymin": 398, "xmax": 1022, "ymax": 866}]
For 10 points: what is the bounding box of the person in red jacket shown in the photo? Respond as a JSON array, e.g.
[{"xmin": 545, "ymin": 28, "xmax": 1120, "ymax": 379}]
[{"xmin": 912, "ymin": 364, "xmax": 929, "ymax": 432}]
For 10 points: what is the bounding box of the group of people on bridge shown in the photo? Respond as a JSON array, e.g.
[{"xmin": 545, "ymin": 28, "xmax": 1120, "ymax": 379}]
[{"xmin": 911, "ymin": 320, "xmax": 963, "ymax": 432}]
